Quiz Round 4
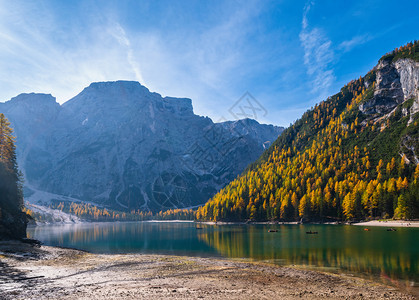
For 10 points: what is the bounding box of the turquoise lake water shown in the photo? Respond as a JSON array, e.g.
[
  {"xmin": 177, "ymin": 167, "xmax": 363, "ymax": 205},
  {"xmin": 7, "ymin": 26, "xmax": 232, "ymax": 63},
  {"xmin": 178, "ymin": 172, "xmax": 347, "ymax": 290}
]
[{"xmin": 28, "ymin": 221, "xmax": 419, "ymax": 292}]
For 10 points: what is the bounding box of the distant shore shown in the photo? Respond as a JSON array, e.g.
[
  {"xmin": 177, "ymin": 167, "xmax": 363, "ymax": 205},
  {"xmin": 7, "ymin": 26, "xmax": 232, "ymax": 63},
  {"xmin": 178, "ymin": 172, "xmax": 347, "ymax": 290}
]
[
  {"xmin": 197, "ymin": 220, "xmax": 419, "ymax": 228},
  {"xmin": 29, "ymin": 219, "xmax": 419, "ymax": 228},
  {"xmin": 352, "ymin": 220, "xmax": 419, "ymax": 228},
  {"xmin": 0, "ymin": 240, "xmax": 416, "ymax": 299}
]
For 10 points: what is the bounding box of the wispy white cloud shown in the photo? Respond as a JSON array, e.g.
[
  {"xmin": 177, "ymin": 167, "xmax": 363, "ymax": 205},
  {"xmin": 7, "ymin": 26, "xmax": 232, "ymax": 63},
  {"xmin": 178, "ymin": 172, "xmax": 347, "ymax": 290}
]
[
  {"xmin": 107, "ymin": 23, "xmax": 145, "ymax": 85},
  {"xmin": 299, "ymin": 1, "xmax": 335, "ymax": 96},
  {"xmin": 339, "ymin": 34, "xmax": 371, "ymax": 52},
  {"xmin": 301, "ymin": 1, "xmax": 313, "ymax": 30},
  {"xmin": 120, "ymin": 2, "xmax": 265, "ymax": 120}
]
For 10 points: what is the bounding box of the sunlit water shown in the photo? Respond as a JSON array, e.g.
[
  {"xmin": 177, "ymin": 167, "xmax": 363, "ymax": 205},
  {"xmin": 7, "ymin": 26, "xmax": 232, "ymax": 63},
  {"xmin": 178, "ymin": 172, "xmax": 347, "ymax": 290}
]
[{"xmin": 28, "ymin": 222, "xmax": 419, "ymax": 293}]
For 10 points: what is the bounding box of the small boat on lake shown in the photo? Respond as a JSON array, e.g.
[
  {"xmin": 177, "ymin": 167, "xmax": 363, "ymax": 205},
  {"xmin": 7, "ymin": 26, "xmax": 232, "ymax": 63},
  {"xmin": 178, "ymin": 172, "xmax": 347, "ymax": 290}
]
[
  {"xmin": 195, "ymin": 227, "xmax": 203, "ymax": 230},
  {"xmin": 268, "ymin": 229, "xmax": 278, "ymax": 232},
  {"xmin": 387, "ymin": 228, "xmax": 397, "ymax": 231},
  {"xmin": 364, "ymin": 228, "xmax": 370, "ymax": 231},
  {"xmin": 306, "ymin": 231, "xmax": 318, "ymax": 234}
]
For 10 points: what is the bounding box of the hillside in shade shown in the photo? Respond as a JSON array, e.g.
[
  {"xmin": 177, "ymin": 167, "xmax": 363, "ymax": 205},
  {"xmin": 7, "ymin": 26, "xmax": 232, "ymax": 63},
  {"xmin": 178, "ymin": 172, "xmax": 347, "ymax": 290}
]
[{"xmin": 197, "ymin": 41, "xmax": 419, "ymax": 222}]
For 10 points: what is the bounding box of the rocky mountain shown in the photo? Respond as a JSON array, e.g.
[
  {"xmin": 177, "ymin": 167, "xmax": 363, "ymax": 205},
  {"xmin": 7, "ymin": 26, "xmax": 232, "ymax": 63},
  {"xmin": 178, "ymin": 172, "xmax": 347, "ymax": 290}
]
[
  {"xmin": 360, "ymin": 56, "xmax": 419, "ymax": 119},
  {"xmin": 0, "ymin": 81, "xmax": 283, "ymax": 211},
  {"xmin": 197, "ymin": 41, "xmax": 419, "ymax": 222}
]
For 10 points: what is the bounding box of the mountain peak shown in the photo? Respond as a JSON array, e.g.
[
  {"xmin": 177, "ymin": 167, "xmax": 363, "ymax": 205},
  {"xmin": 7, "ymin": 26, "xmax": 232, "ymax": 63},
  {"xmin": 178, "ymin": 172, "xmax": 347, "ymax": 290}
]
[
  {"xmin": 0, "ymin": 80, "xmax": 283, "ymax": 212},
  {"xmin": 87, "ymin": 80, "xmax": 149, "ymax": 91},
  {"xmin": 77, "ymin": 80, "xmax": 152, "ymax": 99},
  {"xmin": 1, "ymin": 93, "xmax": 60, "ymax": 114},
  {"xmin": 63, "ymin": 80, "xmax": 195, "ymax": 117},
  {"xmin": 8, "ymin": 93, "xmax": 57, "ymax": 104}
]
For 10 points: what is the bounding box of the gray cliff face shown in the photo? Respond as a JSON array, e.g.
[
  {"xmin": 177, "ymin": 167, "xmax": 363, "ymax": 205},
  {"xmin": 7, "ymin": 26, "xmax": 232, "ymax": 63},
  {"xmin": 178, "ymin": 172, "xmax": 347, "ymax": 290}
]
[
  {"xmin": 360, "ymin": 58, "xmax": 419, "ymax": 117},
  {"xmin": 394, "ymin": 59, "xmax": 419, "ymax": 118},
  {"xmin": 0, "ymin": 81, "xmax": 283, "ymax": 211},
  {"xmin": 358, "ymin": 57, "xmax": 419, "ymax": 166},
  {"xmin": 217, "ymin": 118, "xmax": 280, "ymax": 149}
]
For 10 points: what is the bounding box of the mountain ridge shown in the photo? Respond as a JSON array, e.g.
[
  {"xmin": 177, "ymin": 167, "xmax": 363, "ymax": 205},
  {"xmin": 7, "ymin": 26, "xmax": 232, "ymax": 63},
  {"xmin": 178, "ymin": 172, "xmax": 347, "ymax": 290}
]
[{"xmin": 0, "ymin": 81, "xmax": 283, "ymax": 212}]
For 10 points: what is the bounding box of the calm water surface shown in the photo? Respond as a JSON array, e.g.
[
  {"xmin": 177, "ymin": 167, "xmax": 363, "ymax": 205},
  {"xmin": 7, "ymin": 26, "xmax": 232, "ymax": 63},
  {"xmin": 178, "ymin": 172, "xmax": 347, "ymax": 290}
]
[{"xmin": 28, "ymin": 222, "xmax": 419, "ymax": 291}]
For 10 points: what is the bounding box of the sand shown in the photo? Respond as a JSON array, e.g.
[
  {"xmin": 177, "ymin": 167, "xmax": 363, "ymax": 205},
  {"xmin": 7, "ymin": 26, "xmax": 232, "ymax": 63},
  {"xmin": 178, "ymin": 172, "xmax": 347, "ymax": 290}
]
[
  {"xmin": 0, "ymin": 240, "xmax": 416, "ymax": 300},
  {"xmin": 352, "ymin": 220, "xmax": 419, "ymax": 228}
]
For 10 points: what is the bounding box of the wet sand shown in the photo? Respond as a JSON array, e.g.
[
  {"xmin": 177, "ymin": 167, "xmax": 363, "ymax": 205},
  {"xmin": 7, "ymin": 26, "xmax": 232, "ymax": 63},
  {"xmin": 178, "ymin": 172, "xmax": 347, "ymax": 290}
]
[{"xmin": 0, "ymin": 240, "xmax": 415, "ymax": 299}]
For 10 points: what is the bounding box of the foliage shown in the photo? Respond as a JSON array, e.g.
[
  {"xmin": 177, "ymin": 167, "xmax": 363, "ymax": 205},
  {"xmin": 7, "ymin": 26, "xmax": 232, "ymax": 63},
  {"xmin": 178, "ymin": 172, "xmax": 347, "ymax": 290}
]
[
  {"xmin": 196, "ymin": 43, "xmax": 419, "ymax": 222},
  {"xmin": 0, "ymin": 113, "xmax": 26, "ymax": 238},
  {"xmin": 380, "ymin": 40, "xmax": 419, "ymax": 63}
]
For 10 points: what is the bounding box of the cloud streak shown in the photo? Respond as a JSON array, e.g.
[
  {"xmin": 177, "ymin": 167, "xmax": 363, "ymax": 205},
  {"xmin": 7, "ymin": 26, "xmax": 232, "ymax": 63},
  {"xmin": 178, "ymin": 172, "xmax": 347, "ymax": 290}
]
[
  {"xmin": 108, "ymin": 23, "xmax": 145, "ymax": 85},
  {"xmin": 299, "ymin": 1, "xmax": 335, "ymax": 96},
  {"xmin": 338, "ymin": 34, "xmax": 371, "ymax": 52}
]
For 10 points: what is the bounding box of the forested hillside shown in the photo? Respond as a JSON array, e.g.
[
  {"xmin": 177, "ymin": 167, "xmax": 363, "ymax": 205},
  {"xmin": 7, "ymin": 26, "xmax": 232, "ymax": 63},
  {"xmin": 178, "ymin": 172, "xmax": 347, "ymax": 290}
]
[
  {"xmin": 197, "ymin": 42, "xmax": 419, "ymax": 222},
  {"xmin": 0, "ymin": 113, "xmax": 26, "ymax": 239}
]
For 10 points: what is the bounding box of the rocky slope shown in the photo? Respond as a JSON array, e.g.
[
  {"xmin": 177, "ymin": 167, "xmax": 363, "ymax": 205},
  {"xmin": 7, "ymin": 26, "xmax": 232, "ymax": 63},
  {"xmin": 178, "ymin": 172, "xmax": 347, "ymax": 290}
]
[
  {"xmin": 0, "ymin": 81, "xmax": 283, "ymax": 211},
  {"xmin": 360, "ymin": 58, "xmax": 419, "ymax": 118},
  {"xmin": 359, "ymin": 55, "xmax": 419, "ymax": 165}
]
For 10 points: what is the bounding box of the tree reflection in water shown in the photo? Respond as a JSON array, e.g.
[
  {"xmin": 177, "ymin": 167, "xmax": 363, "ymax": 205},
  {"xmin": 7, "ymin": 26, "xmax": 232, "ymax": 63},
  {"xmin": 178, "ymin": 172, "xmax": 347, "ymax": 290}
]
[
  {"xmin": 196, "ymin": 224, "xmax": 418, "ymax": 290},
  {"xmin": 29, "ymin": 222, "xmax": 418, "ymax": 292}
]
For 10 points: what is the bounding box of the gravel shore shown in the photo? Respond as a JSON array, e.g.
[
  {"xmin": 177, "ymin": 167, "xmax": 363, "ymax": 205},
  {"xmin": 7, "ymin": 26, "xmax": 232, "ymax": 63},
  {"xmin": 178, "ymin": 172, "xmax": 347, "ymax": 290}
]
[{"xmin": 0, "ymin": 240, "xmax": 416, "ymax": 299}]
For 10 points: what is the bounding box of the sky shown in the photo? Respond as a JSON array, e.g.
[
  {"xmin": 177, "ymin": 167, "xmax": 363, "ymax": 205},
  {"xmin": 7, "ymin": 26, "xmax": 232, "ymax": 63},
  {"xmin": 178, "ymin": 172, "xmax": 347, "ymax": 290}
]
[{"xmin": 0, "ymin": 0, "xmax": 417, "ymax": 127}]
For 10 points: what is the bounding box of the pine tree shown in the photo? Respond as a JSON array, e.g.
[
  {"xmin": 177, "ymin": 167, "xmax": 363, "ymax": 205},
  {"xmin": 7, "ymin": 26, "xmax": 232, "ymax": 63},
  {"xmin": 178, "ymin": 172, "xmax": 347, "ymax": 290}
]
[
  {"xmin": 0, "ymin": 113, "xmax": 26, "ymax": 238},
  {"xmin": 394, "ymin": 194, "xmax": 408, "ymax": 219}
]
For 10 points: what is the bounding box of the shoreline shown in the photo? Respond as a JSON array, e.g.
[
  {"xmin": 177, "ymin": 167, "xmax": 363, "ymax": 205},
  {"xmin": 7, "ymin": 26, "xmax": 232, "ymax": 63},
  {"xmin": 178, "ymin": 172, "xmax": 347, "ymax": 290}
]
[
  {"xmin": 198, "ymin": 220, "xmax": 419, "ymax": 227},
  {"xmin": 29, "ymin": 219, "xmax": 419, "ymax": 228},
  {"xmin": 0, "ymin": 240, "xmax": 416, "ymax": 299},
  {"xmin": 351, "ymin": 220, "xmax": 419, "ymax": 228}
]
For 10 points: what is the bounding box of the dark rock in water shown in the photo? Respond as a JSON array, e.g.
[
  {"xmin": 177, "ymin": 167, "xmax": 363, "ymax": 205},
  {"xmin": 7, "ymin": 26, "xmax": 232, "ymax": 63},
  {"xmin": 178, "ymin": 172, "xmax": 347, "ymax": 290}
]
[{"xmin": 21, "ymin": 238, "xmax": 41, "ymax": 246}]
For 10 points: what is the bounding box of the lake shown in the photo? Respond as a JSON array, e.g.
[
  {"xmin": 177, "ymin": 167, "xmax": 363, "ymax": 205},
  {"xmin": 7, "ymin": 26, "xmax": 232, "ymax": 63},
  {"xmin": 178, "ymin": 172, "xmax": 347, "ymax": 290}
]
[{"xmin": 28, "ymin": 221, "xmax": 419, "ymax": 291}]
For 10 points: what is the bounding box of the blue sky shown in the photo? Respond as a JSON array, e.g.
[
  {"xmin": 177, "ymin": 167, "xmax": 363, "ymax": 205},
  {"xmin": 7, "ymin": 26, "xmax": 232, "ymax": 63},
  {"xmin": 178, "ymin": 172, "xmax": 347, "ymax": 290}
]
[{"xmin": 0, "ymin": 0, "xmax": 417, "ymax": 126}]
